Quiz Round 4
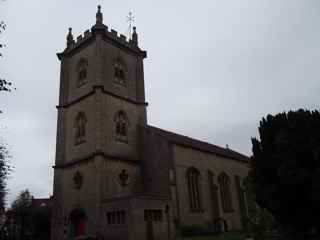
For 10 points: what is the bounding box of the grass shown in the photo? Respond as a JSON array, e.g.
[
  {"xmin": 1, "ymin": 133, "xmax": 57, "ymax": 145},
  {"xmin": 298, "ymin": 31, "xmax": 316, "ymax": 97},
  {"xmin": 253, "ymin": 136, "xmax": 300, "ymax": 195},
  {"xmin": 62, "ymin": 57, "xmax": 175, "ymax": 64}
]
[{"xmin": 180, "ymin": 232, "xmax": 247, "ymax": 240}]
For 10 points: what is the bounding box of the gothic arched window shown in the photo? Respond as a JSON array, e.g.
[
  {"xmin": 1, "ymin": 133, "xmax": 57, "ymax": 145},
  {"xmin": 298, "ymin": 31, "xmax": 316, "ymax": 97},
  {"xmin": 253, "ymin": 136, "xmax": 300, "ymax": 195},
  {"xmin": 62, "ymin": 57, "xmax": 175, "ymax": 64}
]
[
  {"xmin": 77, "ymin": 58, "xmax": 88, "ymax": 87},
  {"xmin": 218, "ymin": 172, "xmax": 233, "ymax": 212},
  {"xmin": 186, "ymin": 167, "xmax": 202, "ymax": 211},
  {"xmin": 114, "ymin": 59, "xmax": 126, "ymax": 85},
  {"xmin": 74, "ymin": 112, "xmax": 87, "ymax": 145},
  {"xmin": 114, "ymin": 110, "xmax": 128, "ymax": 142}
]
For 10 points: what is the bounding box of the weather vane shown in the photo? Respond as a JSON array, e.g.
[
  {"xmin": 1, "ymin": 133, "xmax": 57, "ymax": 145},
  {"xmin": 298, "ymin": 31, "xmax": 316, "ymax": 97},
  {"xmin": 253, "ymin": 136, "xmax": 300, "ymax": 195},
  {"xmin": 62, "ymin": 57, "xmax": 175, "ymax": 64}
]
[{"xmin": 127, "ymin": 11, "xmax": 135, "ymax": 39}]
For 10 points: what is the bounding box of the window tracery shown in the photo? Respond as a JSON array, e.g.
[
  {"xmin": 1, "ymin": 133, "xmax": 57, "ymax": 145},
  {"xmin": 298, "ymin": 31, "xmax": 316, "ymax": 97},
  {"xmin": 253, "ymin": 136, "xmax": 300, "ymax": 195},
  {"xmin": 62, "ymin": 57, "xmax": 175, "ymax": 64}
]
[
  {"xmin": 144, "ymin": 209, "xmax": 163, "ymax": 222},
  {"xmin": 218, "ymin": 172, "xmax": 233, "ymax": 212},
  {"xmin": 186, "ymin": 167, "xmax": 202, "ymax": 211},
  {"xmin": 107, "ymin": 210, "xmax": 126, "ymax": 225}
]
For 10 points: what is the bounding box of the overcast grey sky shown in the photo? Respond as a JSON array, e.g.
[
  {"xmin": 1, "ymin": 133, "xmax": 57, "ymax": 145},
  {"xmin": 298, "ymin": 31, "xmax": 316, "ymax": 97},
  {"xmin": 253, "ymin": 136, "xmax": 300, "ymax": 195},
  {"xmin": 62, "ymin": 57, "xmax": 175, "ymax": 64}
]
[{"xmin": 1, "ymin": 0, "xmax": 320, "ymax": 204}]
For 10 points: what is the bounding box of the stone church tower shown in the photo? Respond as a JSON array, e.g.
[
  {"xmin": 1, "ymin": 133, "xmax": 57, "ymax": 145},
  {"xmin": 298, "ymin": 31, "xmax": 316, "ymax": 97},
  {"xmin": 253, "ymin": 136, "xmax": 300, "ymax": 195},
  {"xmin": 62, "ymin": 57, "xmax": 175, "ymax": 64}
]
[
  {"xmin": 52, "ymin": 6, "xmax": 250, "ymax": 240},
  {"xmin": 52, "ymin": 6, "xmax": 156, "ymax": 240}
]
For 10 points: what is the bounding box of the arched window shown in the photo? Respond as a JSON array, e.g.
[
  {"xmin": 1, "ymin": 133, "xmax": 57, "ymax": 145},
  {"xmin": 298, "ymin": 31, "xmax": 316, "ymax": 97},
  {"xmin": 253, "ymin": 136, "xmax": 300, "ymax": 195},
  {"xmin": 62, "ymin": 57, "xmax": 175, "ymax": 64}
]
[
  {"xmin": 114, "ymin": 59, "xmax": 126, "ymax": 85},
  {"xmin": 114, "ymin": 111, "xmax": 128, "ymax": 142},
  {"xmin": 77, "ymin": 58, "xmax": 88, "ymax": 87},
  {"xmin": 186, "ymin": 167, "xmax": 202, "ymax": 211},
  {"xmin": 74, "ymin": 112, "xmax": 87, "ymax": 145},
  {"xmin": 218, "ymin": 172, "xmax": 233, "ymax": 212}
]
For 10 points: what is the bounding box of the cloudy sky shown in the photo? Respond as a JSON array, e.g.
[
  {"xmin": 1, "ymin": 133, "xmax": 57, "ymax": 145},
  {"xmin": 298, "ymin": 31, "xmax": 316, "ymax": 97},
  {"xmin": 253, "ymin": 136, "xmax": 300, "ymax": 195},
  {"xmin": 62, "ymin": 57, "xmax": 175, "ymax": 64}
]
[{"xmin": 1, "ymin": 0, "xmax": 320, "ymax": 204}]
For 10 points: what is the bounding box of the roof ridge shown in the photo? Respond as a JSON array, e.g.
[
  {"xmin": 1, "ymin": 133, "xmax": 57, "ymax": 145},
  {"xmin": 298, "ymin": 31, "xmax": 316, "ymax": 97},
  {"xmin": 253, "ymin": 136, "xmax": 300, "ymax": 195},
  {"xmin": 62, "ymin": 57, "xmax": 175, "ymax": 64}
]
[{"xmin": 144, "ymin": 125, "xmax": 250, "ymax": 163}]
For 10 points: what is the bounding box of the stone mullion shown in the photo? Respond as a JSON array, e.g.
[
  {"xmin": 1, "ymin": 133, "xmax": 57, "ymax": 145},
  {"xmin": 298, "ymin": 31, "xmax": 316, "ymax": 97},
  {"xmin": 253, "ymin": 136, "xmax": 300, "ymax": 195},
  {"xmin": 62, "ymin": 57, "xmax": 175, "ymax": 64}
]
[
  {"xmin": 190, "ymin": 173, "xmax": 195, "ymax": 210},
  {"xmin": 190, "ymin": 173, "xmax": 195, "ymax": 209},
  {"xmin": 220, "ymin": 180, "xmax": 226, "ymax": 211},
  {"xmin": 195, "ymin": 174, "xmax": 201, "ymax": 210},
  {"xmin": 187, "ymin": 174, "xmax": 194, "ymax": 210},
  {"xmin": 192, "ymin": 173, "xmax": 198, "ymax": 210},
  {"xmin": 235, "ymin": 175, "xmax": 247, "ymax": 228},
  {"xmin": 226, "ymin": 180, "xmax": 233, "ymax": 211},
  {"xmin": 187, "ymin": 175, "xmax": 191, "ymax": 209},
  {"xmin": 223, "ymin": 180, "xmax": 227, "ymax": 210},
  {"xmin": 212, "ymin": 184, "xmax": 222, "ymax": 231}
]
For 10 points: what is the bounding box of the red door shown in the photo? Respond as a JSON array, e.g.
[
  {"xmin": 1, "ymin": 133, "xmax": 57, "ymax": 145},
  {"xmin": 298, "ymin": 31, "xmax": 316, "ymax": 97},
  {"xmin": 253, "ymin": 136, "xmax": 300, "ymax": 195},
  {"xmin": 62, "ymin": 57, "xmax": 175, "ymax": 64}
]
[{"xmin": 75, "ymin": 218, "xmax": 86, "ymax": 236}]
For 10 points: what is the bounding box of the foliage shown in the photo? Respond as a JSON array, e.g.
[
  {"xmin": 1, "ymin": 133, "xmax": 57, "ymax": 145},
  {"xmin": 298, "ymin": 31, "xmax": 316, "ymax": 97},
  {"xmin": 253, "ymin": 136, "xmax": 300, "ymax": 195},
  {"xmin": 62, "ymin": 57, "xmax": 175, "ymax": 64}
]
[
  {"xmin": 0, "ymin": 2, "xmax": 13, "ymax": 211},
  {"xmin": 0, "ymin": 20, "xmax": 6, "ymax": 57},
  {"xmin": 179, "ymin": 225, "xmax": 247, "ymax": 240},
  {"xmin": 0, "ymin": 79, "xmax": 12, "ymax": 93},
  {"xmin": 32, "ymin": 202, "xmax": 51, "ymax": 240},
  {"xmin": 0, "ymin": 144, "xmax": 10, "ymax": 212},
  {"xmin": 180, "ymin": 225, "xmax": 207, "ymax": 237},
  {"xmin": 242, "ymin": 176, "xmax": 278, "ymax": 239},
  {"xmin": 0, "ymin": 1, "xmax": 13, "ymax": 216},
  {"xmin": 0, "ymin": 21, "xmax": 13, "ymax": 96},
  {"xmin": 180, "ymin": 231, "xmax": 246, "ymax": 240},
  {"xmin": 0, "ymin": 19, "xmax": 13, "ymax": 93},
  {"xmin": 250, "ymin": 109, "xmax": 320, "ymax": 239},
  {"xmin": 11, "ymin": 189, "xmax": 32, "ymax": 213},
  {"xmin": 6, "ymin": 190, "xmax": 52, "ymax": 240},
  {"xmin": 75, "ymin": 237, "xmax": 100, "ymax": 240},
  {"xmin": 245, "ymin": 206, "xmax": 277, "ymax": 239},
  {"xmin": 1, "ymin": 12, "xmax": 14, "ymax": 113},
  {"xmin": 10, "ymin": 190, "xmax": 33, "ymax": 239}
]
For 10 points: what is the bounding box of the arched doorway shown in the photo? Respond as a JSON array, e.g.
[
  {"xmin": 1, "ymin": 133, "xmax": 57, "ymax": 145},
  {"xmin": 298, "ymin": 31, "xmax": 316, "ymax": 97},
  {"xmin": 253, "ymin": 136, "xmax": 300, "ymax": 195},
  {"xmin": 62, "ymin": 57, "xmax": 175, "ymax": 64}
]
[{"xmin": 69, "ymin": 208, "xmax": 87, "ymax": 239}]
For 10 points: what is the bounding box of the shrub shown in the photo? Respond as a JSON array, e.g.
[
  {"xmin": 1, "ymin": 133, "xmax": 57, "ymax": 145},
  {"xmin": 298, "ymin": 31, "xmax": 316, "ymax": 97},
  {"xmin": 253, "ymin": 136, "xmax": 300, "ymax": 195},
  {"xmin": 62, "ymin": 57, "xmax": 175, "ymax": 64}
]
[{"xmin": 180, "ymin": 225, "xmax": 207, "ymax": 237}]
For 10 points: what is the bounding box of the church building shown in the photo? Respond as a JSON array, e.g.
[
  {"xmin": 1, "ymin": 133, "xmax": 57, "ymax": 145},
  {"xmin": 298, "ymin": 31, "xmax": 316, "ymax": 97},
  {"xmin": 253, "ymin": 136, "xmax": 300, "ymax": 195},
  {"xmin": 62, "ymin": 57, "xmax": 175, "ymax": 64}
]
[{"xmin": 51, "ymin": 6, "xmax": 250, "ymax": 240}]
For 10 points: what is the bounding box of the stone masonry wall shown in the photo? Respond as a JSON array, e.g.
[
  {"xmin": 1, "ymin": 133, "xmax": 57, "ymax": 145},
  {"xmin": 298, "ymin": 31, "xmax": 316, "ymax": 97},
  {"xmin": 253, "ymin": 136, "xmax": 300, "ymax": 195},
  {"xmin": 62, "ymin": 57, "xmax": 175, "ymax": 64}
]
[{"xmin": 173, "ymin": 144, "xmax": 249, "ymax": 231}]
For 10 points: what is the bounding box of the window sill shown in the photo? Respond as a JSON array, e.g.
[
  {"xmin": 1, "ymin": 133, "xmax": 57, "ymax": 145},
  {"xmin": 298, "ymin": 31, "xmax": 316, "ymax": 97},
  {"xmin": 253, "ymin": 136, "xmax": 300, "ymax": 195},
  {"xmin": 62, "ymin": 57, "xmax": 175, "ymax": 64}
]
[
  {"xmin": 77, "ymin": 80, "xmax": 88, "ymax": 88},
  {"xmin": 189, "ymin": 209, "xmax": 204, "ymax": 213},
  {"xmin": 107, "ymin": 224, "xmax": 127, "ymax": 227},
  {"xmin": 114, "ymin": 78, "xmax": 126, "ymax": 87},
  {"xmin": 223, "ymin": 208, "xmax": 235, "ymax": 213},
  {"xmin": 75, "ymin": 140, "xmax": 86, "ymax": 146},
  {"xmin": 116, "ymin": 137, "xmax": 128, "ymax": 144}
]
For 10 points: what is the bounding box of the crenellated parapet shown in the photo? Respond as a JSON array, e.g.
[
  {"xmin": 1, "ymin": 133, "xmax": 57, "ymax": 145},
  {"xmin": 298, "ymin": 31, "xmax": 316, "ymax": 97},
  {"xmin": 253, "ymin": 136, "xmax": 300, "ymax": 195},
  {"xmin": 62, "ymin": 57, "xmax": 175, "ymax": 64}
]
[
  {"xmin": 58, "ymin": 5, "xmax": 145, "ymax": 59},
  {"xmin": 74, "ymin": 29, "xmax": 93, "ymax": 45}
]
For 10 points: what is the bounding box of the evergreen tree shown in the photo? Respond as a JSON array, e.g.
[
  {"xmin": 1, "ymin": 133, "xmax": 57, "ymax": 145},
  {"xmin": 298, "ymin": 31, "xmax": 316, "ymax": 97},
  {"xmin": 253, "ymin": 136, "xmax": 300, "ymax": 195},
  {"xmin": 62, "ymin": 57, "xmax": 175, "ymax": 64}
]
[
  {"xmin": 0, "ymin": 0, "xmax": 13, "ymax": 214},
  {"xmin": 0, "ymin": 144, "xmax": 10, "ymax": 212},
  {"xmin": 250, "ymin": 109, "xmax": 320, "ymax": 239},
  {"xmin": 10, "ymin": 190, "xmax": 33, "ymax": 240}
]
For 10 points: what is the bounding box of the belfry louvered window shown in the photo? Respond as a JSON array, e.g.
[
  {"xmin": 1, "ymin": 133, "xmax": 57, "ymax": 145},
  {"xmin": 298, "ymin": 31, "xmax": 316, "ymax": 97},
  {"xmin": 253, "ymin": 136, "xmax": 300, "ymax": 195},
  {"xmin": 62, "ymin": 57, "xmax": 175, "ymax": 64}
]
[
  {"xmin": 114, "ymin": 110, "xmax": 128, "ymax": 142},
  {"xmin": 74, "ymin": 112, "xmax": 87, "ymax": 145},
  {"xmin": 114, "ymin": 59, "xmax": 126, "ymax": 85},
  {"xmin": 77, "ymin": 58, "xmax": 88, "ymax": 87}
]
